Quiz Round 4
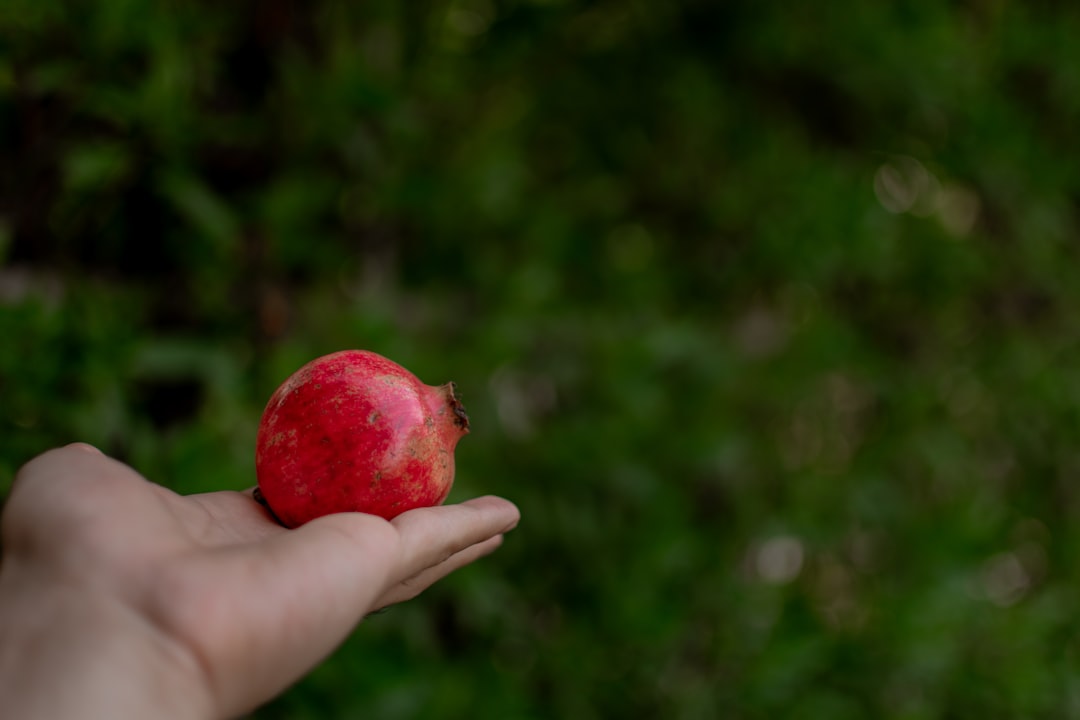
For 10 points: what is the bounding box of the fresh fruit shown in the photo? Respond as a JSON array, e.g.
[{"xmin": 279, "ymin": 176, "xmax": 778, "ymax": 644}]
[{"xmin": 254, "ymin": 350, "xmax": 469, "ymax": 526}]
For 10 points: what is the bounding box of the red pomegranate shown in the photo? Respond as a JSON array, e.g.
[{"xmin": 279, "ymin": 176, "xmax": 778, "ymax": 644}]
[{"xmin": 254, "ymin": 350, "xmax": 469, "ymax": 526}]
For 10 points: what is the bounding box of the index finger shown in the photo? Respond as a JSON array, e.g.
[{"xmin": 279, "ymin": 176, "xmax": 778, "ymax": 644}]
[{"xmin": 388, "ymin": 496, "xmax": 520, "ymax": 584}]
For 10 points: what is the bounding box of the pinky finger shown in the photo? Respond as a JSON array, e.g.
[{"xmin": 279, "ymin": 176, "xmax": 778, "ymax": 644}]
[{"xmin": 372, "ymin": 534, "xmax": 506, "ymax": 610}]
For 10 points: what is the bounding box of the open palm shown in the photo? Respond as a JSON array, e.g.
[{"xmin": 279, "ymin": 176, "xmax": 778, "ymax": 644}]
[{"xmin": 1, "ymin": 444, "xmax": 519, "ymax": 718}]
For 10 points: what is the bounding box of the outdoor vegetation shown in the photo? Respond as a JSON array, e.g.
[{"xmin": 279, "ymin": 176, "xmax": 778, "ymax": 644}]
[{"xmin": 3, "ymin": 1, "xmax": 1080, "ymax": 717}]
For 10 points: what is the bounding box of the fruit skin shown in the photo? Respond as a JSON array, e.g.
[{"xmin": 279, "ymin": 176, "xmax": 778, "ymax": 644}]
[{"xmin": 255, "ymin": 350, "xmax": 469, "ymax": 527}]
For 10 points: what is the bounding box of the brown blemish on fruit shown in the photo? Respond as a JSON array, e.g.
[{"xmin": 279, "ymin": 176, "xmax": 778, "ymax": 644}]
[{"xmin": 266, "ymin": 429, "xmax": 297, "ymax": 448}]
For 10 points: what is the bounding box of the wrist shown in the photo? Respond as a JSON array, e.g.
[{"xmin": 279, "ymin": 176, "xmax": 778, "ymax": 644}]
[{"xmin": 0, "ymin": 567, "xmax": 214, "ymax": 720}]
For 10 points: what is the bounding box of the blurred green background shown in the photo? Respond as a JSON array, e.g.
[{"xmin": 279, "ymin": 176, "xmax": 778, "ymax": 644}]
[{"xmin": 3, "ymin": 1, "xmax": 1080, "ymax": 717}]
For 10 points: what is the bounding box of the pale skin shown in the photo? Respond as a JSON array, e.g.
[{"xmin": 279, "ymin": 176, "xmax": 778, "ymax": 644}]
[{"xmin": 0, "ymin": 443, "xmax": 520, "ymax": 719}]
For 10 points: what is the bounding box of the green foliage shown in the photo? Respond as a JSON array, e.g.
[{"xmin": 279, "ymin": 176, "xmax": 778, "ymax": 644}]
[{"xmin": 4, "ymin": 1, "xmax": 1080, "ymax": 717}]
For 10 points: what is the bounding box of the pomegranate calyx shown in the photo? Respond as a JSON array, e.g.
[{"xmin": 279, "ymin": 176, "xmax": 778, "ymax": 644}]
[{"xmin": 443, "ymin": 382, "xmax": 470, "ymax": 432}]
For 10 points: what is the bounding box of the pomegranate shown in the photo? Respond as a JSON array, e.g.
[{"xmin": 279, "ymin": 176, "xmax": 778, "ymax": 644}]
[{"xmin": 254, "ymin": 350, "xmax": 469, "ymax": 526}]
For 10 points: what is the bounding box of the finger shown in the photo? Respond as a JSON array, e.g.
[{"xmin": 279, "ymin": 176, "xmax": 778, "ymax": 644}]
[
  {"xmin": 4, "ymin": 445, "xmax": 172, "ymax": 558},
  {"xmin": 388, "ymin": 496, "xmax": 519, "ymax": 585},
  {"xmin": 65, "ymin": 442, "xmax": 104, "ymax": 455},
  {"xmin": 373, "ymin": 533, "xmax": 505, "ymax": 609},
  {"xmin": 9, "ymin": 444, "xmax": 129, "ymax": 503},
  {"xmin": 253, "ymin": 510, "xmax": 400, "ymax": 614}
]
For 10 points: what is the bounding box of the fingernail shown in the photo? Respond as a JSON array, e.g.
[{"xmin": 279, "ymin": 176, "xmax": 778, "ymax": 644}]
[{"xmin": 67, "ymin": 442, "xmax": 103, "ymax": 455}]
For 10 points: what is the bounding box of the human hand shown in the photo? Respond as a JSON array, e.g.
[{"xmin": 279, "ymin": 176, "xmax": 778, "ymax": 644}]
[{"xmin": 0, "ymin": 444, "xmax": 519, "ymax": 719}]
